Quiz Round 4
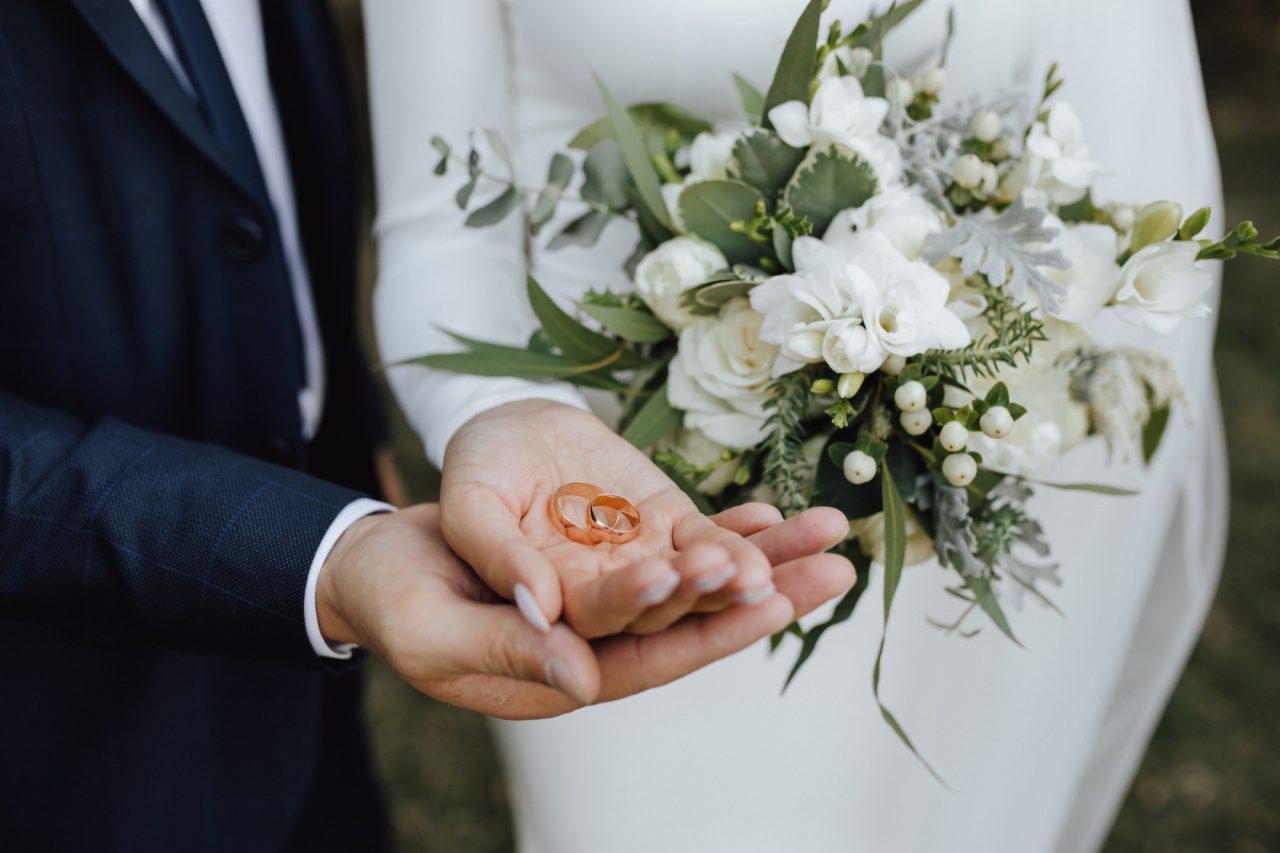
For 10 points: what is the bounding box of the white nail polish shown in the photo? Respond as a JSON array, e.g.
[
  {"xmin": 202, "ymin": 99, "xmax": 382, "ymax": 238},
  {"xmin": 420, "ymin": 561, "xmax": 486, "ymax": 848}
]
[
  {"xmin": 514, "ymin": 582, "xmax": 551, "ymax": 632},
  {"xmin": 693, "ymin": 564, "xmax": 736, "ymax": 594},
  {"xmin": 638, "ymin": 571, "xmax": 681, "ymax": 607},
  {"xmin": 735, "ymin": 582, "xmax": 776, "ymax": 607}
]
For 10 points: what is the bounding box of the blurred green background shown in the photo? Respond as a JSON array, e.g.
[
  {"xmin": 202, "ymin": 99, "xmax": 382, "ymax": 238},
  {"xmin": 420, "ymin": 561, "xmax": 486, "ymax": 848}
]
[{"xmin": 330, "ymin": 1, "xmax": 1280, "ymax": 850}]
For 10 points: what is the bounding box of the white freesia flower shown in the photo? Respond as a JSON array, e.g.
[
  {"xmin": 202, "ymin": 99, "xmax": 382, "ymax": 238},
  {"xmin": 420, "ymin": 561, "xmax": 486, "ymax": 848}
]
[
  {"xmin": 767, "ymin": 77, "xmax": 903, "ymax": 186},
  {"xmin": 633, "ymin": 236, "xmax": 727, "ymax": 331},
  {"xmin": 667, "ymin": 297, "xmax": 777, "ymax": 449},
  {"xmin": 1023, "ymin": 102, "xmax": 1100, "ymax": 205},
  {"xmin": 749, "ymin": 233, "xmax": 970, "ymax": 378},
  {"xmin": 1041, "ymin": 217, "xmax": 1122, "ymax": 324},
  {"xmin": 688, "ymin": 131, "xmax": 737, "ymax": 181},
  {"xmin": 967, "ymin": 320, "xmax": 1093, "ymax": 476},
  {"xmin": 1112, "ymin": 241, "xmax": 1214, "ymax": 334},
  {"xmin": 824, "ymin": 187, "xmax": 944, "ymax": 259}
]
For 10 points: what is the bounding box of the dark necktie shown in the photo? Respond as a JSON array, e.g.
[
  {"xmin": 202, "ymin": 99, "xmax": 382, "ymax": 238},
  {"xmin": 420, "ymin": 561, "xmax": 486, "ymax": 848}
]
[{"xmin": 152, "ymin": 0, "xmax": 269, "ymax": 201}]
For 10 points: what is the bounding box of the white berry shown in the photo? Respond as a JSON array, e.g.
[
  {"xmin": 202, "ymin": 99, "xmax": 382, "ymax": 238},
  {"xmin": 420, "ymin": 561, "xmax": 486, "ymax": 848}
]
[
  {"xmin": 952, "ymin": 154, "xmax": 985, "ymax": 190},
  {"xmin": 939, "ymin": 420, "xmax": 969, "ymax": 452},
  {"xmin": 842, "ymin": 450, "xmax": 877, "ymax": 485},
  {"xmin": 970, "ymin": 109, "xmax": 1002, "ymax": 143},
  {"xmin": 847, "ymin": 47, "xmax": 875, "ymax": 78},
  {"xmin": 942, "ymin": 453, "xmax": 978, "ymax": 487},
  {"xmin": 1110, "ymin": 204, "xmax": 1136, "ymax": 231},
  {"xmin": 900, "ymin": 408, "xmax": 933, "ymax": 436},
  {"xmin": 894, "ymin": 380, "xmax": 927, "ymax": 412},
  {"xmin": 980, "ymin": 405, "xmax": 1014, "ymax": 438},
  {"xmin": 979, "ymin": 162, "xmax": 1000, "ymax": 196},
  {"xmin": 919, "ymin": 66, "xmax": 946, "ymax": 96},
  {"xmin": 886, "ymin": 78, "xmax": 915, "ymax": 106}
]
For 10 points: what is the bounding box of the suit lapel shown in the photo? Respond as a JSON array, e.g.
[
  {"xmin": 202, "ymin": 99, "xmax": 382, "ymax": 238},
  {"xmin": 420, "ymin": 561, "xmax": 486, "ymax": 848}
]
[{"xmin": 67, "ymin": 0, "xmax": 265, "ymax": 205}]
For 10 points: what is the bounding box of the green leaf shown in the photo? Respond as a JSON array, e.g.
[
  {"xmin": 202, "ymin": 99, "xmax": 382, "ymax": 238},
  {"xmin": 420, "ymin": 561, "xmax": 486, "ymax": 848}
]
[
  {"xmin": 581, "ymin": 140, "xmax": 630, "ymax": 209},
  {"xmin": 783, "ymin": 575, "xmax": 867, "ymax": 688},
  {"xmin": 1035, "ymin": 480, "xmax": 1139, "ymax": 496},
  {"xmin": 527, "ymin": 276, "xmax": 618, "ymax": 364},
  {"xmin": 579, "ymin": 303, "xmax": 673, "ymax": 343},
  {"xmin": 678, "ymin": 180, "xmax": 767, "ymax": 265},
  {"xmin": 568, "ymin": 102, "xmax": 712, "ymax": 152},
  {"xmin": 484, "ymin": 129, "xmax": 513, "ymax": 171},
  {"xmin": 761, "ymin": 0, "xmax": 826, "ymax": 128},
  {"xmin": 530, "ymin": 153, "xmax": 576, "ymax": 231},
  {"xmin": 686, "ymin": 277, "xmax": 756, "ymax": 314},
  {"xmin": 594, "ymin": 76, "xmax": 674, "ymax": 233},
  {"xmin": 963, "ymin": 575, "xmax": 1021, "ymax": 646},
  {"xmin": 826, "ymin": 441, "xmax": 857, "ymax": 467},
  {"xmin": 773, "ymin": 224, "xmax": 794, "ymax": 270},
  {"xmin": 730, "ymin": 130, "xmax": 806, "ymax": 201},
  {"xmin": 401, "ymin": 348, "xmax": 592, "ymax": 381},
  {"xmin": 547, "ymin": 209, "xmax": 611, "ymax": 250},
  {"xmin": 783, "ymin": 146, "xmax": 877, "ymax": 236},
  {"xmin": 621, "ymin": 384, "xmax": 682, "ymax": 448},
  {"xmin": 732, "ymin": 73, "xmax": 765, "ymax": 122},
  {"xmin": 1142, "ymin": 405, "xmax": 1171, "ymax": 465},
  {"xmin": 464, "ymin": 186, "xmax": 519, "ymax": 227}
]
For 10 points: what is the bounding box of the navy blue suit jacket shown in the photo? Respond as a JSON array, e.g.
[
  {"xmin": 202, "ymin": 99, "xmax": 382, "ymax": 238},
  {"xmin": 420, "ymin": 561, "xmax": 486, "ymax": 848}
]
[{"xmin": 0, "ymin": 1, "xmax": 389, "ymax": 849}]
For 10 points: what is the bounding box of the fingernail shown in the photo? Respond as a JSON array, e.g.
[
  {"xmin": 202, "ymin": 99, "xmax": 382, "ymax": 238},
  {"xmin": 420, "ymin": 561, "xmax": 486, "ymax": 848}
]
[
  {"xmin": 735, "ymin": 582, "xmax": 776, "ymax": 607},
  {"xmin": 514, "ymin": 583, "xmax": 551, "ymax": 633},
  {"xmin": 638, "ymin": 571, "xmax": 681, "ymax": 607},
  {"xmin": 693, "ymin": 564, "xmax": 737, "ymax": 594},
  {"xmin": 545, "ymin": 657, "xmax": 591, "ymax": 704}
]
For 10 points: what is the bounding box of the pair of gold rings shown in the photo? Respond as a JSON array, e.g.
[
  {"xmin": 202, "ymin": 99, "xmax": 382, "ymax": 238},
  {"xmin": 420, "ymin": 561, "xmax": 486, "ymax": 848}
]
[{"xmin": 551, "ymin": 481, "xmax": 641, "ymax": 545}]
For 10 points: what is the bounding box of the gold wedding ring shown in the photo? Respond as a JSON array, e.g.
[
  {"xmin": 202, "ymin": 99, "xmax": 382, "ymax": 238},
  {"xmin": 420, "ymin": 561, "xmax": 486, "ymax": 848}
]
[{"xmin": 550, "ymin": 481, "xmax": 642, "ymax": 545}]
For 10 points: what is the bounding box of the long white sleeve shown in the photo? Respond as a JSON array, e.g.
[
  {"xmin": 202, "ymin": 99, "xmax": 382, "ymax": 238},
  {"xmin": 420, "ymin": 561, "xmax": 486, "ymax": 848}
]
[{"xmin": 364, "ymin": 0, "xmax": 589, "ymax": 469}]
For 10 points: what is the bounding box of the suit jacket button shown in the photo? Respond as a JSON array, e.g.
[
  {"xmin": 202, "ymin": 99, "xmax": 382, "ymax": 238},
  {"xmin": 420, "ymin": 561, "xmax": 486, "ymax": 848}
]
[{"xmin": 223, "ymin": 217, "xmax": 267, "ymax": 261}]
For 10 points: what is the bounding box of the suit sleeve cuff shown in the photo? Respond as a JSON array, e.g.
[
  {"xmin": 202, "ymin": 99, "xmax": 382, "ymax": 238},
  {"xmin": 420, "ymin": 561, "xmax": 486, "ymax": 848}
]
[{"xmin": 304, "ymin": 497, "xmax": 397, "ymax": 659}]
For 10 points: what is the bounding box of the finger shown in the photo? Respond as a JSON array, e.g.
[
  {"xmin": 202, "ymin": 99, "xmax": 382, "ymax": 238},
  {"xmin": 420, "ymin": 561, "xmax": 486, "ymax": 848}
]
[
  {"xmin": 708, "ymin": 502, "xmax": 783, "ymax": 538},
  {"xmin": 743, "ymin": 507, "xmax": 850, "ymax": 566},
  {"xmin": 429, "ymin": 597, "xmax": 601, "ymax": 705},
  {"xmin": 561, "ymin": 555, "xmax": 683, "ymax": 639},
  {"xmin": 441, "ymin": 486, "xmax": 562, "ymax": 628},
  {"xmin": 594, "ymin": 592, "xmax": 796, "ymax": 702},
  {"xmin": 622, "ymin": 540, "xmax": 737, "ymax": 634},
  {"xmin": 770, "ymin": 552, "xmax": 858, "ymax": 620},
  {"xmin": 672, "ymin": 511, "xmax": 773, "ymax": 602}
]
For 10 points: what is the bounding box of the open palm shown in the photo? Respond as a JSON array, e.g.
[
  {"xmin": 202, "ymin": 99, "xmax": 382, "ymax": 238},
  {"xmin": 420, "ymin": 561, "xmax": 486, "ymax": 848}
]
[{"xmin": 440, "ymin": 400, "xmax": 783, "ymax": 637}]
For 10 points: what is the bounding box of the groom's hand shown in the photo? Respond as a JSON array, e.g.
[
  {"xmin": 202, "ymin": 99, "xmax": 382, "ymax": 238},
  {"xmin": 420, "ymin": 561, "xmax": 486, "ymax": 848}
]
[
  {"xmin": 314, "ymin": 503, "xmax": 854, "ymax": 718},
  {"xmin": 438, "ymin": 400, "xmax": 806, "ymax": 637}
]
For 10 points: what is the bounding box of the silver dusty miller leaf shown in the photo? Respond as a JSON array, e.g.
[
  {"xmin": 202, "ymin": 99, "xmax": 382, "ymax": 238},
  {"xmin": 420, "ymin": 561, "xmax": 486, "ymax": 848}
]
[
  {"xmin": 925, "ymin": 199, "xmax": 1071, "ymax": 312},
  {"xmin": 932, "ymin": 482, "xmax": 987, "ymax": 578}
]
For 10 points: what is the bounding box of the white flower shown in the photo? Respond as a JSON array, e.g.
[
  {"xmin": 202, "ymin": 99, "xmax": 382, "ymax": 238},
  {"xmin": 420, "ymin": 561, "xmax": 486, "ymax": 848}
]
[
  {"xmin": 767, "ymin": 77, "xmax": 902, "ymax": 186},
  {"xmin": 1112, "ymin": 241, "xmax": 1214, "ymax": 334},
  {"xmin": 819, "ymin": 46, "xmax": 875, "ymax": 81},
  {"xmin": 1041, "ymin": 217, "xmax": 1122, "ymax": 324},
  {"xmin": 849, "ymin": 512, "xmax": 935, "ymax": 567},
  {"xmin": 688, "ymin": 131, "xmax": 738, "ymax": 181},
  {"xmin": 633, "ymin": 237, "xmax": 727, "ymax": 331},
  {"xmin": 1023, "ymin": 102, "xmax": 1100, "ymax": 205},
  {"xmin": 824, "ymin": 187, "xmax": 944, "ymax": 260},
  {"xmin": 667, "ymin": 298, "xmax": 777, "ymax": 449},
  {"xmin": 750, "ymin": 233, "xmax": 970, "ymax": 377},
  {"xmin": 967, "ymin": 320, "xmax": 1093, "ymax": 476}
]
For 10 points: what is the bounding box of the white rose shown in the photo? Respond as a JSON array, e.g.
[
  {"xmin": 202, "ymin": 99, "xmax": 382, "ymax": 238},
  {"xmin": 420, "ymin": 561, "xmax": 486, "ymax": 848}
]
[
  {"xmin": 1023, "ymin": 102, "xmax": 1100, "ymax": 206},
  {"xmin": 1112, "ymin": 241, "xmax": 1214, "ymax": 334},
  {"xmin": 654, "ymin": 428, "xmax": 739, "ymax": 496},
  {"xmin": 967, "ymin": 320, "xmax": 1093, "ymax": 476},
  {"xmin": 824, "ymin": 187, "xmax": 944, "ymax": 260},
  {"xmin": 633, "ymin": 236, "xmax": 727, "ymax": 331},
  {"xmin": 767, "ymin": 77, "xmax": 902, "ymax": 187},
  {"xmin": 667, "ymin": 298, "xmax": 777, "ymax": 449},
  {"xmin": 1041, "ymin": 217, "xmax": 1122, "ymax": 324}
]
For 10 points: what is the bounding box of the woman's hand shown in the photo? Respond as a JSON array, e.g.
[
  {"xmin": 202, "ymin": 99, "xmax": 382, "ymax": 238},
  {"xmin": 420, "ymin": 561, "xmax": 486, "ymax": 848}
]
[{"xmin": 438, "ymin": 399, "xmax": 829, "ymax": 637}]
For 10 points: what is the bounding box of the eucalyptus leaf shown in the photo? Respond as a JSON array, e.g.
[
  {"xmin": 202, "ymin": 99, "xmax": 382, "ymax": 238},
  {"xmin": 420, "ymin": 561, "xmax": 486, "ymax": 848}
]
[
  {"xmin": 730, "ymin": 130, "xmax": 806, "ymax": 201},
  {"xmin": 678, "ymin": 180, "xmax": 767, "ymax": 265},
  {"xmin": 580, "ymin": 303, "xmax": 672, "ymax": 343},
  {"xmin": 484, "ymin": 128, "xmax": 513, "ymax": 171},
  {"xmin": 783, "ymin": 574, "xmax": 867, "ymax": 689},
  {"xmin": 581, "ymin": 140, "xmax": 630, "ymax": 210},
  {"xmin": 621, "ymin": 384, "xmax": 682, "ymax": 448},
  {"xmin": 569, "ymin": 102, "xmax": 712, "ymax": 152},
  {"xmin": 464, "ymin": 186, "xmax": 519, "ymax": 227},
  {"xmin": 783, "ymin": 145, "xmax": 878, "ymax": 236},
  {"xmin": 761, "ymin": 0, "xmax": 825, "ymax": 128},
  {"xmin": 594, "ymin": 76, "xmax": 674, "ymax": 233},
  {"xmin": 688, "ymin": 277, "xmax": 757, "ymax": 313},
  {"xmin": 547, "ymin": 209, "xmax": 610, "ymax": 250},
  {"xmin": 526, "ymin": 276, "xmax": 619, "ymax": 364},
  {"xmin": 530, "ymin": 153, "xmax": 576, "ymax": 231}
]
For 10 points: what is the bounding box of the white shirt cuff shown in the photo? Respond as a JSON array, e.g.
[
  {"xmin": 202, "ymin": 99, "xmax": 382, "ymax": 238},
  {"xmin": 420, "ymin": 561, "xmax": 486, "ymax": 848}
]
[{"xmin": 304, "ymin": 497, "xmax": 396, "ymax": 659}]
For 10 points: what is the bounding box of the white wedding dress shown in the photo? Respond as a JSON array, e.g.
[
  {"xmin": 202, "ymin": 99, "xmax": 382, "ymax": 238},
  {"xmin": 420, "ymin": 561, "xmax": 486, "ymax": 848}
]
[{"xmin": 364, "ymin": 2, "xmax": 1226, "ymax": 851}]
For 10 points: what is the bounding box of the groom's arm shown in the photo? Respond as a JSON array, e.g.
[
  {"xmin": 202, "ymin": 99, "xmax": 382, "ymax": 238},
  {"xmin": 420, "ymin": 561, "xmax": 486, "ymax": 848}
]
[{"xmin": 0, "ymin": 391, "xmax": 386, "ymax": 664}]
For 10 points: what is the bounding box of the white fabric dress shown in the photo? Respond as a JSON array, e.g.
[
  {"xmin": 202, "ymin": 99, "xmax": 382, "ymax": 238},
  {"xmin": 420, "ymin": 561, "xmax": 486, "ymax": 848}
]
[{"xmin": 364, "ymin": 2, "xmax": 1226, "ymax": 851}]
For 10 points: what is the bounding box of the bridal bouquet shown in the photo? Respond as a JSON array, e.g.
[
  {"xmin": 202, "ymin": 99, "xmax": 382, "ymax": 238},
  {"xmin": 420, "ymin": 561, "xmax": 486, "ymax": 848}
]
[{"xmin": 420, "ymin": 0, "xmax": 1276, "ymax": 769}]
